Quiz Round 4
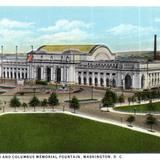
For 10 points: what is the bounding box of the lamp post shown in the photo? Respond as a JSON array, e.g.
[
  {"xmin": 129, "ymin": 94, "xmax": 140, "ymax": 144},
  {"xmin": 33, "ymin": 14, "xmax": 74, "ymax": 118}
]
[
  {"xmin": 134, "ymin": 107, "xmax": 136, "ymax": 116},
  {"xmin": 120, "ymin": 117, "xmax": 123, "ymax": 124},
  {"xmin": 56, "ymin": 82, "xmax": 58, "ymax": 93},
  {"xmin": 3, "ymin": 101, "xmax": 5, "ymax": 113},
  {"xmin": 68, "ymin": 84, "xmax": 71, "ymax": 107},
  {"xmin": 91, "ymin": 85, "xmax": 94, "ymax": 100},
  {"xmin": 30, "ymin": 45, "xmax": 33, "ymax": 82},
  {"xmin": 63, "ymin": 103, "xmax": 65, "ymax": 112}
]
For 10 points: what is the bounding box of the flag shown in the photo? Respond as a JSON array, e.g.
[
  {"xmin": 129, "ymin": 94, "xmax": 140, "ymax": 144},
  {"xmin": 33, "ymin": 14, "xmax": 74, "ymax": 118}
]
[{"xmin": 27, "ymin": 53, "xmax": 33, "ymax": 62}]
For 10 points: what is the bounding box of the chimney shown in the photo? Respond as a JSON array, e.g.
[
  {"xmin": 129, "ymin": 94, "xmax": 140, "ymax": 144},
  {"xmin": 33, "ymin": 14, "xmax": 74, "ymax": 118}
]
[{"xmin": 154, "ymin": 34, "xmax": 157, "ymax": 60}]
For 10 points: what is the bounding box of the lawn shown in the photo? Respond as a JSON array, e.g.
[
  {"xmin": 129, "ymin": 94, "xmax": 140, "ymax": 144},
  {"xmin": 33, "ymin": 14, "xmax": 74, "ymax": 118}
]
[
  {"xmin": 114, "ymin": 102, "xmax": 160, "ymax": 113},
  {"xmin": 0, "ymin": 113, "xmax": 159, "ymax": 153}
]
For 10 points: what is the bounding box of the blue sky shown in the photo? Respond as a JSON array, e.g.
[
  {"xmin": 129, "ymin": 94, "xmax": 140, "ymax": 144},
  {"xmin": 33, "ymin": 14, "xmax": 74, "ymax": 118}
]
[{"xmin": 0, "ymin": 7, "xmax": 160, "ymax": 53}]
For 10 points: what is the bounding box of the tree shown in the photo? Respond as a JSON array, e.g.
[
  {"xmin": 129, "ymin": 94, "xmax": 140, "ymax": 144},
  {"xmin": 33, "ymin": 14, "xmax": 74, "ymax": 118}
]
[
  {"xmin": 131, "ymin": 95, "xmax": 137, "ymax": 103},
  {"xmin": 10, "ymin": 96, "xmax": 21, "ymax": 111},
  {"xmin": 48, "ymin": 92, "xmax": 59, "ymax": 110},
  {"xmin": 41, "ymin": 99, "xmax": 48, "ymax": 112},
  {"xmin": 136, "ymin": 92, "xmax": 142, "ymax": 103},
  {"xmin": 126, "ymin": 115, "xmax": 135, "ymax": 126},
  {"xmin": 145, "ymin": 114, "xmax": 157, "ymax": 132},
  {"xmin": 29, "ymin": 96, "xmax": 40, "ymax": 112},
  {"xmin": 22, "ymin": 102, "xmax": 28, "ymax": 112},
  {"xmin": 128, "ymin": 97, "xmax": 131, "ymax": 105},
  {"xmin": 102, "ymin": 89, "xmax": 117, "ymax": 108},
  {"xmin": 118, "ymin": 93, "xmax": 125, "ymax": 103},
  {"xmin": 69, "ymin": 96, "xmax": 80, "ymax": 113}
]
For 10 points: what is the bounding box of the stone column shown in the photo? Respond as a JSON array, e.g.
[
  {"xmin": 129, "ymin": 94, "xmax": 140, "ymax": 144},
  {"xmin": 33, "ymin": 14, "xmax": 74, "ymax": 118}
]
[
  {"xmin": 81, "ymin": 72, "xmax": 84, "ymax": 85},
  {"xmin": 63, "ymin": 66, "xmax": 66, "ymax": 83},
  {"xmin": 103, "ymin": 73, "xmax": 106, "ymax": 87},
  {"xmin": 86, "ymin": 72, "xmax": 89, "ymax": 85},
  {"xmin": 92, "ymin": 72, "xmax": 95, "ymax": 86},
  {"xmin": 61, "ymin": 67, "xmax": 63, "ymax": 83},
  {"xmin": 9, "ymin": 67, "xmax": 11, "ymax": 79},
  {"xmin": 20, "ymin": 69, "xmax": 22, "ymax": 79},
  {"xmin": 5, "ymin": 70, "xmax": 7, "ymax": 79}
]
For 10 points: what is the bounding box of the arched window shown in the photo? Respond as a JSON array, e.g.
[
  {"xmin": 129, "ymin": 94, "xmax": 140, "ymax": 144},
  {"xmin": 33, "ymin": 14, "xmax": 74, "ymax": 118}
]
[
  {"xmin": 18, "ymin": 72, "xmax": 20, "ymax": 79},
  {"xmin": 89, "ymin": 77, "xmax": 92, "ymax": 85},
  {"xmin": 83, "ymin": 77, "xmax": 87, "ymax": 85},
  {"xmin": 25, "ymin": 72, "xmax": 27, "ymax": 79},
  {"xmin": 125, "ymin": 74, "xmax": 132, "ymax": 89},
  {"xmin": 22, "ymin": 72, "xmax": 24, "ymax": 79},
  {"xmin": 37, "ymin": 67, "xmax": 41, "ymax": 80},
  {"xmin": 56, "ymin": 67, "xmax": 61, "ymax": 83},
  {"xmin": 95, "ymin": 77, "xmax": 98, "ymax": 86},
  {"xmin": 141, "ymin": 75, "xmax": 145, "ymax": 89},
  {"xmin": 10, "ymin": 72, "xmax": 13, "ymax": 79},
  {"xmin": 100, "ymin": 78, "xmax": 104, "ymax": 86},
  {"xmin": 106, "ymin": 78, "xmax": 109, "ymax": 87},
  {"xmin": 14, "ymin": 72, "xmax": 16, "ymax": 79},
  {"xmin": 112, "ymin": 79, "xmax": 116, "ymax": 87},
  {"xmin": 7, "ymin": 72, "xmax": 9, "ymax": 78},
  {"xmin": 46, "ymin": 67, "xmax": 51, "ymax": 82},
  {"xmin": 78, "ymin": 76, "xmax": 81, "ymax": 85}
]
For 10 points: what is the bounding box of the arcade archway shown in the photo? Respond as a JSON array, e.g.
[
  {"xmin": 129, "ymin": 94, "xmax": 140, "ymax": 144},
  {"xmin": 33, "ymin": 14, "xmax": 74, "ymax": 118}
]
[
  {"xmin": 125, "ymin": 74, "xmax": 132, "ymax": 89},
  {"xmin": 37, "ymin": 67, "xmax": 41, "ymax": 80},
  {"xmin": 46, "ymin": 67, "xmax": 51, "ymax": 82},
  {"xmin": 56, "ymin": 67, "xmax": 61, "ymax": 83}
]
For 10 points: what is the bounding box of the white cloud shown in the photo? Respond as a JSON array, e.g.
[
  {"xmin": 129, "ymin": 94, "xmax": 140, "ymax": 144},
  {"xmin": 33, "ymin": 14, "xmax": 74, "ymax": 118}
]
[
  {"xmin": 0, "ymin": 18, "xmax": 94, "ymax": 52},
  {"xmin": 39, "ymin": 28, "xmax": 92, "ymax": 43},
  {"xmin": 155, "ymin": 18, "xmax": 160, "ymax": 22},
  {"xmin": 107, "ymin": 24, "xmax": 155, "ymax": 36},
  {"xmin": 40, "ymin": 19, "xmax": 92, "ymax": 32},
  {"xmin": 0, "ymin": 18, "xmax": 34, "ymax": 29}
]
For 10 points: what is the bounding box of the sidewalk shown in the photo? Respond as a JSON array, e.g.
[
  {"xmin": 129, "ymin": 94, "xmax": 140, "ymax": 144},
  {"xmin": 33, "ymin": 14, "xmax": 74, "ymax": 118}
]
[{"xmin": 0, "ymin": 109, "xmax": 160, "ymax": 138}]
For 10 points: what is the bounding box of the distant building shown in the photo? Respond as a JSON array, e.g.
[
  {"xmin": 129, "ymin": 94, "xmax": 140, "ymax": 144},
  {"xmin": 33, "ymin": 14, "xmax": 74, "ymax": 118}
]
[{"xmin": 1, "ymin": 38, "xmax": 160, "ymax": 90}]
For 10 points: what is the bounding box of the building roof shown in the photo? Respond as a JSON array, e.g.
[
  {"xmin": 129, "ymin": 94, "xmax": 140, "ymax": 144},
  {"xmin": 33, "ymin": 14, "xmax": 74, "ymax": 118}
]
[{"xmin": 37, "ymin": 45, "xmax": 95, "ymax": 53}]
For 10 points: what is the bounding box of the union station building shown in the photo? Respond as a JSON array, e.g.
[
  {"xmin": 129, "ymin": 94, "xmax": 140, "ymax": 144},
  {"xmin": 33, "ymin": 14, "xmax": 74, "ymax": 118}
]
[{"xmin": 1, "ymin": 37, "xmax": 160, "ymax": 90}]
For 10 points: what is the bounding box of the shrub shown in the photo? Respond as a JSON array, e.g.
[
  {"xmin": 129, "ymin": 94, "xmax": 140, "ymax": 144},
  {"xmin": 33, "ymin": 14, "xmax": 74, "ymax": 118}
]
[
  {"xmin": 126, "ymin": 115, "xmax": 135, "ymax": 126},
  {"xmin": 36, "ymin": 80, "xmax": 48, "ymax": 85},
  {"xmin": 69, "ymin": 96, "xmax": 80, "ymax": 113},
  {"xmin": 102, "ymin": 89, "xmax": 117, "ymax": 107},
  {"xmin": 10, "ymin": 96, "xmax": 21, "ymax": 108},
  {"xmin": 29, "ymin": 96, "xmax": 40, "ymax": 107},
  {"xmin": 118, "ymin": 94, "xmax": 125, "ymax": 103}
]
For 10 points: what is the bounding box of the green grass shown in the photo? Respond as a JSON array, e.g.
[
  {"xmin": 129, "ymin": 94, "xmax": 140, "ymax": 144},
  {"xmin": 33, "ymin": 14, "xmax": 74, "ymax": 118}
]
[
  {"xmin": 114, "ymin": 102, "xmax": 160, "ymax": 113},
  {"xmin": 0, "ymin": 113, "xmax": 159, "ymax": 153},
  {"xmin": 65, "ymin": 98, "xmax": 98, "ymax": 103}
]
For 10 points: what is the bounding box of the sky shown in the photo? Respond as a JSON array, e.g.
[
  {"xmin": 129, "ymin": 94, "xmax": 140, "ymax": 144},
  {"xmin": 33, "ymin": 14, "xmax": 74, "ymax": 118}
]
[{"xmin": 0, "ymin": 7, "xmax": 160, "ymax": 53}]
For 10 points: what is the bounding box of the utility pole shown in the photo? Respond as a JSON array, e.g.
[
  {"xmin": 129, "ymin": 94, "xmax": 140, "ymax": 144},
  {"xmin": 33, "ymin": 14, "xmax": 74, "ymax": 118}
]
[
  {"xmin": 16, "ymin": 46, "xmax": 18, "ymax": 83},
  {"xmin": 68, "ymin": 85, "xmax": 71, "ymax": 107},
  {"xmin": 30, "ymin": 45, "xmax": 33, "ymax": 82},
  {"xmin": 1, "ymin": 45, "xmax": 3, "ymax": 83}
]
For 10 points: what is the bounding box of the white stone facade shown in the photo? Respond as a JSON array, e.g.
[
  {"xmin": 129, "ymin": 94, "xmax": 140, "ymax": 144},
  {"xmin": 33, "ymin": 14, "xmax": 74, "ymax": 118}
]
[{"xmin": 1, "ymin": 44, "xmax": 160, "ymax": 90}]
